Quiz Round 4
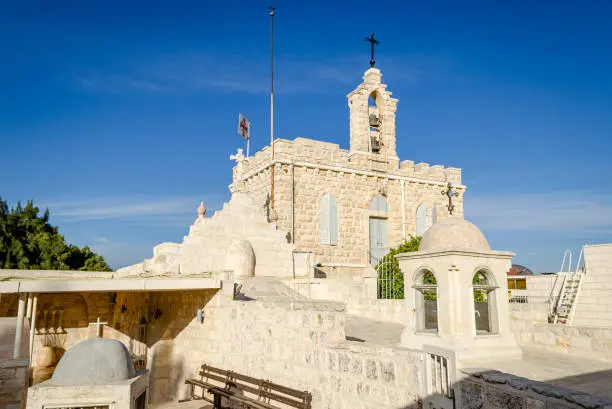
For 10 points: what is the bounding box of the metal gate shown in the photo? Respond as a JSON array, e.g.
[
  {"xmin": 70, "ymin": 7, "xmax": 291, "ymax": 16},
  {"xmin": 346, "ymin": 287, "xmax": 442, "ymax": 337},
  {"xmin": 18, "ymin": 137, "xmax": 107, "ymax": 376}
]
[
  {"xmin": 423, "ymin": 346, "xmax": 456, "ymax": 409},
  {"xmin": 372, "ymin": 251, "xmax": 402, "ymax": 299}
]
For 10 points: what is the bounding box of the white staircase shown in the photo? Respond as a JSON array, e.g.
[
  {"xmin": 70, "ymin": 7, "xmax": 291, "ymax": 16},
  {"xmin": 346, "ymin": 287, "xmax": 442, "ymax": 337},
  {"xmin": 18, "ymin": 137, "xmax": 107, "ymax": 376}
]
[{"xmin": 552, "ymin": 247, "xmax": 585, "ymax": 325}]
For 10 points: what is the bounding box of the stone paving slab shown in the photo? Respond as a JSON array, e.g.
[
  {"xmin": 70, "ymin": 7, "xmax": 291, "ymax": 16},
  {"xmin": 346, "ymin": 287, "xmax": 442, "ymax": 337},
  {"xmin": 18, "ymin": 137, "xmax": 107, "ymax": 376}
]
[
  {"xmin": 345, "ymin": 315, "xmax": 404, "ymax": 346},
  {"xmin": 150, "ymin": 400, "xmax": 211, "ymax": 409},
  {"xmin": 462, "ymin": 346, "xmax": 612, "ymax": 399}
]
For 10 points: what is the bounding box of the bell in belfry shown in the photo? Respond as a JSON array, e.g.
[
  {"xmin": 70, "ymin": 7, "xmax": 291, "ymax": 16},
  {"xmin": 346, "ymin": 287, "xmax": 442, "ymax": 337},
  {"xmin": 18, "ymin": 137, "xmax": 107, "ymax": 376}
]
[{"xmin": 369, "ymin": 113, "xmax": 379, "ymax": 128}]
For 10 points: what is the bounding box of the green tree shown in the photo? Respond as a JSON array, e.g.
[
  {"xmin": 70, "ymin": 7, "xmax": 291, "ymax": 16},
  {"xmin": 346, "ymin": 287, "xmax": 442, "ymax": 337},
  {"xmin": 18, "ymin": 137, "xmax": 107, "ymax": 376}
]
[
  {"xmin": 0, "ymin": 197, "xmax": 111, "ymax": 271},
  {"xmin": 376, "ymin": 235, "xmax": 422, "ymax": 299}
]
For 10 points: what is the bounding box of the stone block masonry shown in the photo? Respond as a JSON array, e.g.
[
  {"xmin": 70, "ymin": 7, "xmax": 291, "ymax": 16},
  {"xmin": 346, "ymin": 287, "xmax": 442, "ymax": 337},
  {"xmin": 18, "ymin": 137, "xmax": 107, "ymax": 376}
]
[
  {"xmin": 0, "ymin": 358, "xmax": 28, "ymax": 409},
  {"xmin": 459, "ymin": 368, "xmax": 612, "ymax": 409},
  {"xmin": 116, "ymin": 192, "xmax": 296, "ymax": 278},
  {"xmin": 232, "ymin": 138, "xmax": 465, "ymax": 268},
  {"xmin": 228, "ymin": 66, "xmax": 465, "ymax": 271},
  {"xmin": 170, "ymin": 294, "xmax": 426, "ymax": 409},
  {"xmin": 573, "ymin": 244, "xmax": 612, "ymax": 327}
]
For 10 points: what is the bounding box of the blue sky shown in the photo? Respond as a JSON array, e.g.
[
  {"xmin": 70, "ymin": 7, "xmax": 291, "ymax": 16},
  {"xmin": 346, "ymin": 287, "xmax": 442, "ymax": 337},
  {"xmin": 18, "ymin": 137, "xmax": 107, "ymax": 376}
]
[{"xmin": 1, "ymin": 1, "xmax": 610, "ymax": 272}]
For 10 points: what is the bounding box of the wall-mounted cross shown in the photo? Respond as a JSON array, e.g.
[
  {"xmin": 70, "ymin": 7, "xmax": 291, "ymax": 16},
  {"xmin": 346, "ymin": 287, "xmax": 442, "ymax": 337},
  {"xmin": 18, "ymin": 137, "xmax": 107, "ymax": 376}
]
[
  {"xmin": 365, "ymin": 33, "xmax": 380, "ymax": 68},
  {"xmin": 88, "ymin": 317, "xmax": 108, "ymax": 338},
  {"xmin": 441, "ymin": 182, "xmax": 458, "ymax": 215}
]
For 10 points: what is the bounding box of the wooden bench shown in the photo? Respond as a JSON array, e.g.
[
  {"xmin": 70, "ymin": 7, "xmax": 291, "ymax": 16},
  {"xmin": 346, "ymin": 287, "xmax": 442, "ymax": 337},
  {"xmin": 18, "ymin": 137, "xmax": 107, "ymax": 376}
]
[{"xmin": 183, "ymin": 363, "xmax": 312, "ymax": 409}]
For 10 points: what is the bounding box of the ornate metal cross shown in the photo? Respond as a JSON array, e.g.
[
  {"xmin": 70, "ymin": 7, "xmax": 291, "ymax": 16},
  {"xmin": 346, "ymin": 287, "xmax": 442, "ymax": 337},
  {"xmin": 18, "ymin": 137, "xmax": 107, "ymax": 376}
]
[
  {"xmin": 441, "ymin": 182, "xmax": 458, "ymax": 215},
  {"xmin": 365, "ymin": 33, "xmax": 380, "ymax": 68}
]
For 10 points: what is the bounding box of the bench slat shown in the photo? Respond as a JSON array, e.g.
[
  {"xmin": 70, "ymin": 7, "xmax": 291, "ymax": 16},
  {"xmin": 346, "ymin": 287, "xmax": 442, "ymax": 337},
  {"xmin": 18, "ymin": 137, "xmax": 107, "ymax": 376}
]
[
  {"xmin": 191, "ymin": 363, "xmax": 312, "ymax": 409},
  {"xmin": 198, "ymin": 371, "xmax": 228, "ymax": 385},
  {"xmin": 228, "ymin": 378, "xmax": 306, "ymax": 407},
  {"xmin": 262, "ymin": 379, "xmax": 310, "ymax": 400}
]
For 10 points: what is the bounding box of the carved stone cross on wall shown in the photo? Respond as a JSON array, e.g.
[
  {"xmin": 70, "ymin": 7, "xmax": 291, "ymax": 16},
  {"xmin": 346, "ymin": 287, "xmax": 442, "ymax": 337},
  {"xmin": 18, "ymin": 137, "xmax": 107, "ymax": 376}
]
[
  {"xmin": 441, "ymin": 182, "xmax": 458, "ymax": 215},
  {"xmin": 230, "ymin": 148, "xmax": 245, "ymax": 163}
]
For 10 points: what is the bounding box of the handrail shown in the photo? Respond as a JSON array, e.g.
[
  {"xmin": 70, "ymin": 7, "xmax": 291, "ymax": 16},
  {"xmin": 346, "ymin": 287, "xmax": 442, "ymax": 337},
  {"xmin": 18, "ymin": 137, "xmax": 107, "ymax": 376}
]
[
  {"xmin": 560, "ymin": 249, "xmax": 572, "ymax": 273},
  {"xmin": 575, "ymin": 246, "xmax": 584, "ymax": 274}
]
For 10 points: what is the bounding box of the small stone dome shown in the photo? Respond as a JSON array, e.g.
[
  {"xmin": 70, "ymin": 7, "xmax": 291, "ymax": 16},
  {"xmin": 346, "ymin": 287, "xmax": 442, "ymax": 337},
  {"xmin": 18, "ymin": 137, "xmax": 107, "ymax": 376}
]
[
  {"xmin": 52, "ymin": 338, "xmax": 136, "ymax": 385},
  {"xmin": 419, "ymin": 217, "xmax": 490, "ymax": 252},
  {"xmin": 226, "ymin": 240, "xmax": 256, "ymax": 278}
]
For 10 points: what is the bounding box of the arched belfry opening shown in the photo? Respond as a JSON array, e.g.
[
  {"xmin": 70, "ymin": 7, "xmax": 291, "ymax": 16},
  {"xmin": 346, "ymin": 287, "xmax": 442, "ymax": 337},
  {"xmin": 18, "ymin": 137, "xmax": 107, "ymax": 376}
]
[
  {"xmin": 368, "ymin": 92, "xmax": 383, "ymax": 154},
  {"xmin": 347, "ymin": 67, "xmax": 399, "ymax": 166}
]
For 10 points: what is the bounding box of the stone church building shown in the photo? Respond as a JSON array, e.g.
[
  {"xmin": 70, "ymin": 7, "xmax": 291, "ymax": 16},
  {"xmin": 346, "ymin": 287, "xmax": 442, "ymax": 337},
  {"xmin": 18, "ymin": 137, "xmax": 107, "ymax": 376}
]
[{"xmin": 231, "ymin": 66, "xmax": 465, "ymax": 273}]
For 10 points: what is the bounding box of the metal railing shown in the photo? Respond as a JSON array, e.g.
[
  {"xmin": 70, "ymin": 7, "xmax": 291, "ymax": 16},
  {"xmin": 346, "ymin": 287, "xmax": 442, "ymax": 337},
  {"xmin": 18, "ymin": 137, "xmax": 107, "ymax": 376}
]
[
  {"xmin": 371, "ymin": 250, "xmax": 403, "ymax": 299},
  {"xmin": 508, "ymin": 295, "xmax": 550, "ymax": 304},
  {"xmin": 423, "ymin": 346, "xmax": 456, "ymax": 408}
]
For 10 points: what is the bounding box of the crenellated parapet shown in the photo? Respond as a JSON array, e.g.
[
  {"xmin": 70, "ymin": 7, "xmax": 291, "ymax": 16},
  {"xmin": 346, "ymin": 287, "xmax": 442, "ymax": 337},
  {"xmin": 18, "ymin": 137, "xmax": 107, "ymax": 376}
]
[{"xmin": 232, "ymin": 136, "xmax": 462, "ymax": 187}]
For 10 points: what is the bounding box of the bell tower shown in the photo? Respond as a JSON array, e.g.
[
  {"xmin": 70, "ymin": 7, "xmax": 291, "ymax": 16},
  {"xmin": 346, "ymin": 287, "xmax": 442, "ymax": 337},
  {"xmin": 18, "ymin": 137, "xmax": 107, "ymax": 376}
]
[{"xmin": 347, "ymin": 67, "xmax": 399, "ymax": 164}]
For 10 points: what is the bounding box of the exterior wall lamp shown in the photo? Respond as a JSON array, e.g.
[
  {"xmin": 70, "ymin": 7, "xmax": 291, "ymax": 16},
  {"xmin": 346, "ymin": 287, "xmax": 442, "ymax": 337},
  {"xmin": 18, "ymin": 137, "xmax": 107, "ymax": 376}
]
[{"xmin": 196, "ymin": 309, "xmax": 205, "ymax": 324}]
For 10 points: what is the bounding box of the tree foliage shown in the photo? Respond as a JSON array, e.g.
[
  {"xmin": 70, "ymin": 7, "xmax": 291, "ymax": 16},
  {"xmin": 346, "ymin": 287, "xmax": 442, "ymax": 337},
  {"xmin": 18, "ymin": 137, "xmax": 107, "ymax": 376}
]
[
  {"xmin": 0, "ymin": 197, "xmax": 111, "ymax": 271},
  {"xmin": 376, "ymin": 235, "xmax": 422, "ymax": 299}
]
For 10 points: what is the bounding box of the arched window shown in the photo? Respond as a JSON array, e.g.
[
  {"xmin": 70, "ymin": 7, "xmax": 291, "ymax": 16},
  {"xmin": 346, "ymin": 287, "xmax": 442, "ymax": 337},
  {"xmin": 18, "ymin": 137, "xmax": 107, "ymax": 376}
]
[
  {"xmin": 369, "ymin": 195, "xmax": 388, "ymax": 213},
  {"xmin": 473, "ymin": 270, "xmax": 499, "ymax": 334},
  {"xmin": 413, "ymin": 270, "xmax": 438, "ymax": 333},
  {"xmin": 319, "ymin": 193, "xmax": 338, "ymax": 245},
  {"xmin": 416, "ymin": 204, "xmax": 427, "ymax": 236}
]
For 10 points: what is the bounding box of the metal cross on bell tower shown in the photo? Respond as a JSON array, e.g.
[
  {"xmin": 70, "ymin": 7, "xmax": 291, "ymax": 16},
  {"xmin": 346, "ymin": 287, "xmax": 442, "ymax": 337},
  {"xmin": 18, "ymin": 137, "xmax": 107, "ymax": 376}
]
[
  {"xmin": 365, "ymin": 33, "xmax": 380, "ymax": 68},
  {"xmin": 441, "ymin": 182, "xmax": 459, "ymax": 215}
]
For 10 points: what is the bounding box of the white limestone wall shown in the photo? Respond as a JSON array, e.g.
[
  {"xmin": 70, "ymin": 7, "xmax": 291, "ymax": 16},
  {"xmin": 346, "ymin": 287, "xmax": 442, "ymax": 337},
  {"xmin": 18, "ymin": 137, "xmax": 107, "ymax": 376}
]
[
  {"xmin": 510, "ymin": 302, "xmax": 612, "ymax": 363},
  {"xmin": 573, "ymin": 244, "xmax": 612, "ymax": 327},
  {"xmin": 285, "ymin": 278, "xmax": 366, "ymax": 304},
  {"xmin": 116, "ymin": 192, "xmax": 296, "ymax": 278},
  {"xmin": 168, "ymin": 294, "xmax": 426, "ymax": 409},
  {"xmin": 347, "ymin": 299, "xmax": 411, "ymax": 325},
  {"xmin": 508, "ymin": 274, "xmax": 565, "ymax": 303}
]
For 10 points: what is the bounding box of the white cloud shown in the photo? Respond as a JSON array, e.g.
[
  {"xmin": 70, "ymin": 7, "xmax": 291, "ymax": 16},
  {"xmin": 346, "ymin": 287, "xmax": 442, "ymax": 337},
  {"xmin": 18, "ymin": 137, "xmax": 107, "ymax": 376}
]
[
  {"xmin": 466, "ymin": 189, "xmax": 612, "ymax": 234},
  {"xmin": 41, "ymin": 195, "xmax": 225, "ymax": 223},
  {"xmin": 77, "ymin": 51, "xmax": 452, "ymax": 96},
  {"xmin": 78, "ymin": 74, "xmax": 162, "ymax": 93},
  {"xmin": 89, "ymin": 240, "xmax": 155, "ymax": 269}
]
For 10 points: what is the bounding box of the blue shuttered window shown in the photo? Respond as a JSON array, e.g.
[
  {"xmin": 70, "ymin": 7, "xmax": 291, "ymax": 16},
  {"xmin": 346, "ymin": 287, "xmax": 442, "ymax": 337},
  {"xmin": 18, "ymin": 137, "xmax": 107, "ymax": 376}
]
[
  {"xmin": 320, "ymin": 193, "xmax": 338, "ymax": 245},
  {"xmin": 416, "ymin": 204, "xmax": 427, "ymax": 237}
]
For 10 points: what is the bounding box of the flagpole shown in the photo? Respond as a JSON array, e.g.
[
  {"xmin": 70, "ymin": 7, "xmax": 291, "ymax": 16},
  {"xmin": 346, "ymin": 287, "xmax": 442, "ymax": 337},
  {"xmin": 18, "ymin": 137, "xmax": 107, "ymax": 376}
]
[{"xmin": 269, "ymin": 5, "xmax": 276, "ymax": 216}]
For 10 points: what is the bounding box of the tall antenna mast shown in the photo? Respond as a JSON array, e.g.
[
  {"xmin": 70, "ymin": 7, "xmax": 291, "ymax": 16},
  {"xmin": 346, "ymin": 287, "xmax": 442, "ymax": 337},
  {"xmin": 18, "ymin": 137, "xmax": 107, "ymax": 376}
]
[{"xmin": 269, "ymin": 5, "xmax": 277, "ymax": 219}]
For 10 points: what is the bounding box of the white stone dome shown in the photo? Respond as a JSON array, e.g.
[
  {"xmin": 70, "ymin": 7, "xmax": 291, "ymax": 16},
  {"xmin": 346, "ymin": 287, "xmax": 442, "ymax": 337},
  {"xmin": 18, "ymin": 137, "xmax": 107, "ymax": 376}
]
[
  {"xmin": 52, "ymin": 338, "xmax": 136, "ymax": 385},
  {"xmin": 419, "ymin": 217, "xmax": 490, "ymax": 252},
  {"xmin": 227, "ymin": 240, "xmax": 256, "ymax": 278}
]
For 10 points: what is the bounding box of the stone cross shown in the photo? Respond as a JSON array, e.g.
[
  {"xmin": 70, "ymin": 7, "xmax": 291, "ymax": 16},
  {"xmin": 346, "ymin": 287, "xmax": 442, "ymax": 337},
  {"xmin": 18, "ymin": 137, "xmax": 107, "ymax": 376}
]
[
  {"xmin": 365, "ymin": 33, "xmax": 380, "ymax": 68},
  {"xmin": 441, "ymin": 182, "xmax": 458, "ymax": 215},
  {"xmin": 88, "ymin": 317, "xmax": 108, "ymax": 338},
  {"xmin": 230, "ymin": 148, "xmax": 245, "ymax": 163}
]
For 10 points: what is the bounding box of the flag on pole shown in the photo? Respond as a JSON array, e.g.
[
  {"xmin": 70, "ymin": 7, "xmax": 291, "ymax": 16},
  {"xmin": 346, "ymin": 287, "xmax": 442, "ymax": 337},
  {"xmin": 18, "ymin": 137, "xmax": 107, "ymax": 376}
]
[{"xmin": 238, "ymin": 113, "xmax": 250, "ymax": 140}]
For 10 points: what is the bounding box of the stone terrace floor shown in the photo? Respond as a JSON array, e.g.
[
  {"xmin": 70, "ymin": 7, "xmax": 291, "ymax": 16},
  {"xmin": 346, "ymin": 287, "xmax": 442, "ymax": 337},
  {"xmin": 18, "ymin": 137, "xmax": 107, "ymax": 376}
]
[
  {"xmin": 463, "ymin": 347, "xmax": 612, "ymax": 399},
  {"xmin": 150, "ymin": 400, "xmax": 211, "ymax": 409},
  {"xmin": 345, "ymin": 315, "xmax": 404, "ymax": 346},
  {"xmin": 344, "ymin": 316, "xmax": 612, "ymax": 399}
]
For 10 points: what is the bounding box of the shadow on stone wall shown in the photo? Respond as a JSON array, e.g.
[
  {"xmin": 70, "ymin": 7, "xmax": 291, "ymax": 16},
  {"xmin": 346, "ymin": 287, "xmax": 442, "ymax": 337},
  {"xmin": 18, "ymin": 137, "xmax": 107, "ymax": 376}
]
[{"xmin": 147, "ymin": 340, "xmax": 185, "ymax": 404}]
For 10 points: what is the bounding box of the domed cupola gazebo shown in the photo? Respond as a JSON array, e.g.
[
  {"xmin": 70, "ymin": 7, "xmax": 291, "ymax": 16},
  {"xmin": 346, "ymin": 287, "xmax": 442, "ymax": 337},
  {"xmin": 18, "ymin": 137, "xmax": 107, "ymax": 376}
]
[
  {"xmin": 27, "ymin": 338, "xmax": 149, "ymax": 409},
  {"xmin": 396, "ymin": 218, "xmax": 521, "ymax": 361}
]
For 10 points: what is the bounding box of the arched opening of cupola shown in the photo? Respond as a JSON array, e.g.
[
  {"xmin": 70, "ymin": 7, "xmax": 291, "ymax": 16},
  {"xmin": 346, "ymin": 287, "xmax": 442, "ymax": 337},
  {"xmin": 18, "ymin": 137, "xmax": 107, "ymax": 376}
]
[
  {"xmin": 413, "ymin": 269, "xmax": 438, "ymax": 333},
  {"xmin": 472, "ymin": 269, "xmax": 499, "ymax": 334},
  {"xmin": 368, "ymin": 92, "xmax": 382, "ymax": 154}
]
